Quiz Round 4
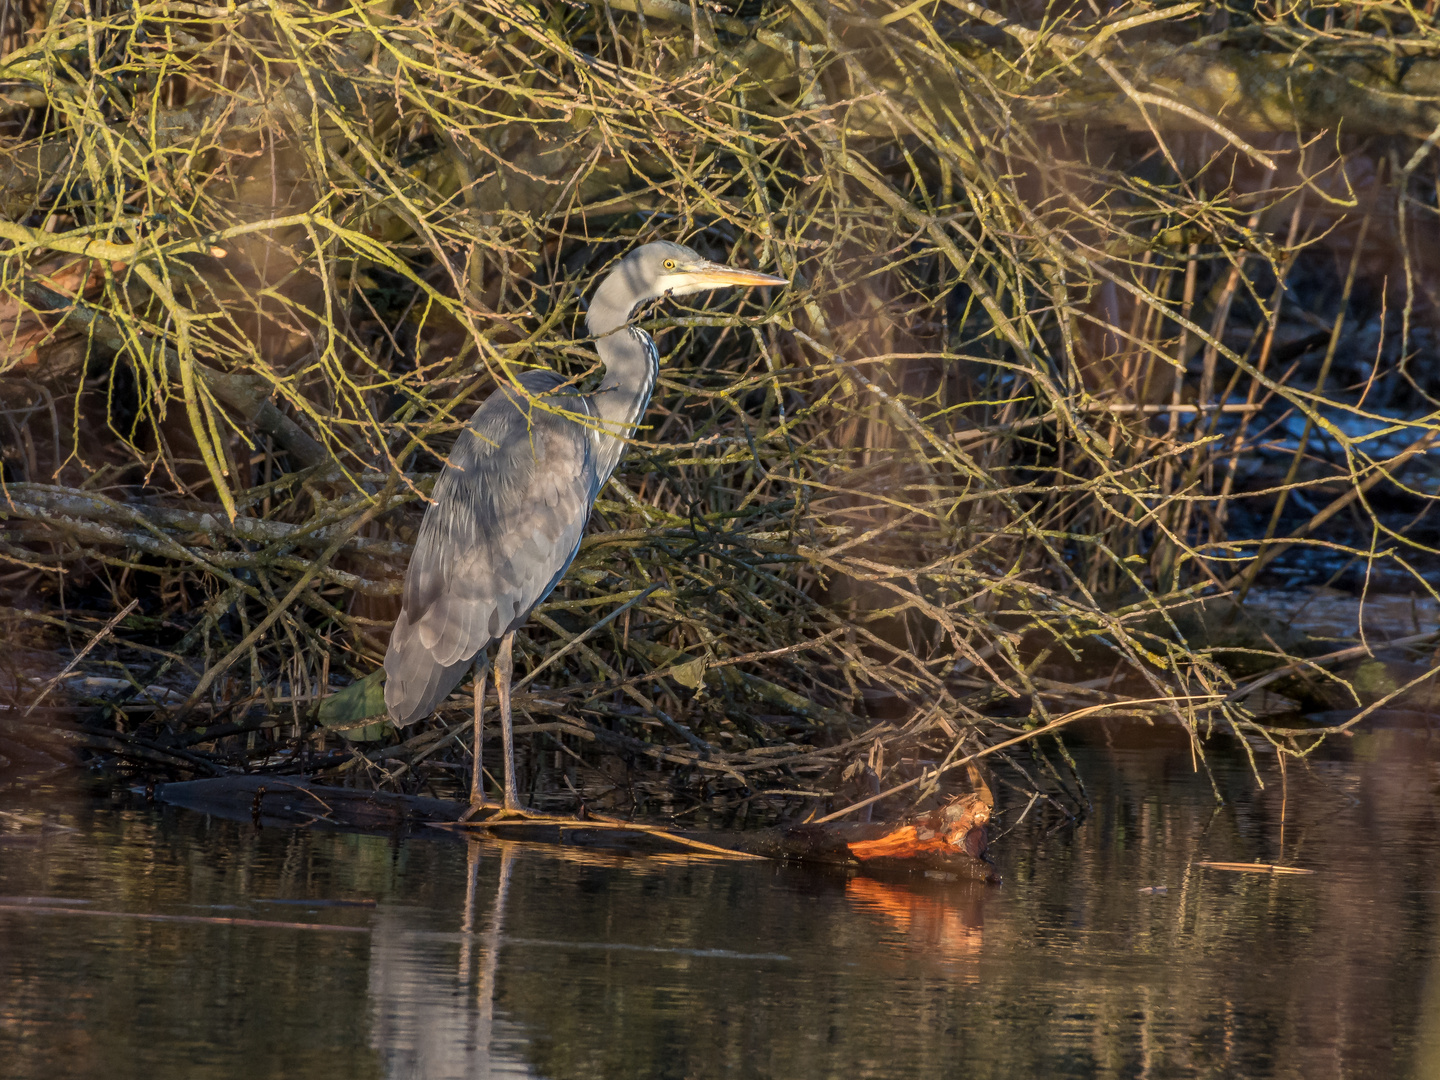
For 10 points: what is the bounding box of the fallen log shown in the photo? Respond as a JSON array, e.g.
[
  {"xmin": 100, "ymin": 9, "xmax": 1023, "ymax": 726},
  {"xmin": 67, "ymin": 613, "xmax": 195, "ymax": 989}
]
[
  {"xmin": 155, "ymin": 775, "xmax": 461, "ymax": 831},
  {"xmin": 690, "ymin": 792, "xmax": 998, "ymax": 882},
  {"xmin": 154, "ymin": 775, "xmax": 999, "ymax": 882}
]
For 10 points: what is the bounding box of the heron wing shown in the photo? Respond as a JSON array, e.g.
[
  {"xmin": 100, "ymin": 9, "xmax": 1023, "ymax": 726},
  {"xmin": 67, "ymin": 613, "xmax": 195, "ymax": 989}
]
[{"xmin": 384, "ymin": 371, "xmax": 600, "ymax": 725}]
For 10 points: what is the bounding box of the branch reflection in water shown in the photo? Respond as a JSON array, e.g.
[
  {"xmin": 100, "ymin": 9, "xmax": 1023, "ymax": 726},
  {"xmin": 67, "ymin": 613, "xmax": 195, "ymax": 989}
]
[{"xmin": 3, "ymin": 738, "xmax": 1440, "ymax": 1079}]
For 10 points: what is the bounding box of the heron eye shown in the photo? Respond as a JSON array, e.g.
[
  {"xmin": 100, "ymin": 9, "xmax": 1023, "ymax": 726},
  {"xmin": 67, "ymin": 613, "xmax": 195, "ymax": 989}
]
[{"xmin": 663, "ymin": 259, "xmax": 676, "ymax": 270}]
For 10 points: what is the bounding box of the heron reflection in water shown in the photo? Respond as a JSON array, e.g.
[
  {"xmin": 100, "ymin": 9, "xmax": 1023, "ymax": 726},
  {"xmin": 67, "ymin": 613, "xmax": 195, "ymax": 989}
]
[{"xmin": 384, "ymin": 241, "xmax": 787, "ymax": 810}]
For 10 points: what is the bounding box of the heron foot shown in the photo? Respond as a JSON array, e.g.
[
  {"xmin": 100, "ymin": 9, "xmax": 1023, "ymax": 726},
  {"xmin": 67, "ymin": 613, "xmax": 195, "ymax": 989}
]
[{"xmin": 460, "ymin": 804, "xmax": 531, "ymax": 823}]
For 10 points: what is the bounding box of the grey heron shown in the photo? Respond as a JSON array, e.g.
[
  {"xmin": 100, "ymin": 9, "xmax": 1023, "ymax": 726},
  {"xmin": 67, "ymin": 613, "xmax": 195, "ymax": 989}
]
[{"xmin": 384, "ymin": 241, "xmax": 786, "ymax": 810}]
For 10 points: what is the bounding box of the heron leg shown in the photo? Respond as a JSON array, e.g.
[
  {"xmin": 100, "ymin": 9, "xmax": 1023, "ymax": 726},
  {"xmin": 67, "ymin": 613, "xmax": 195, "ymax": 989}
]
[
  {"xmin": 496, "ymin": 631, "xmax": 520, "ymax": 810},
  {"xmin": 469, "ymin": 652, "xmax": 490, "ymax": 810}
]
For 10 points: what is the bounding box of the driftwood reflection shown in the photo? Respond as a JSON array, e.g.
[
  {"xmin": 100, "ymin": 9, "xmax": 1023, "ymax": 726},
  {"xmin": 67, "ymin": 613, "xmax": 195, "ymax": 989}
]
[{"xmin": 844, "ymin": 876, "xmax": 985, "ymax": 980}]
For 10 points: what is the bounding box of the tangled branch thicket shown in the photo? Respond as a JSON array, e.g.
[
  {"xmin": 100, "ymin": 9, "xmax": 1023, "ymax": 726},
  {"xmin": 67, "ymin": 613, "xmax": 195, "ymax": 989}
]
[{"xmin": 3, "ymin": 0, "xmax": 1440, "ymax": 816}]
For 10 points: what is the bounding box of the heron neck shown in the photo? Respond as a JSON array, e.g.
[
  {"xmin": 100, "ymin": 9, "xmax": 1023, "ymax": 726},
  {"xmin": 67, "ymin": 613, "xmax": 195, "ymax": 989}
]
[
  {"xmin": 584, "ymin": 268, "xmax": 659, "ymax": 480},
  {"xmin": 589, "ymin": 322, "xmax": 658, "ymax": 482}
]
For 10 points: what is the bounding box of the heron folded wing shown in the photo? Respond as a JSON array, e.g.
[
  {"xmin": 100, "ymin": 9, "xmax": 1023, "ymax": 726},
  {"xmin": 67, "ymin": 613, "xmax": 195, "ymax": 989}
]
[{"xmin": 384, "ymin": 377, "xmax": 598, "ymax": 724}]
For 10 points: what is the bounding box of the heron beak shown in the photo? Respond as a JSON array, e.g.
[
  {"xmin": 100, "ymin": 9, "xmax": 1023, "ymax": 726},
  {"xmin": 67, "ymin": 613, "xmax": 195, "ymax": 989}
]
[{"xmin": 681, "ymin": 263, "xmax": 789, "ymax": 290}]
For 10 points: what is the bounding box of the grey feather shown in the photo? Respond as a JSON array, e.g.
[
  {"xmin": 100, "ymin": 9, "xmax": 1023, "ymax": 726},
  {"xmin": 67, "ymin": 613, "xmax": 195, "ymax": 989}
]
[{"xmin": 384, "ymin": 370, "xmax": 599, "ymax": 725}]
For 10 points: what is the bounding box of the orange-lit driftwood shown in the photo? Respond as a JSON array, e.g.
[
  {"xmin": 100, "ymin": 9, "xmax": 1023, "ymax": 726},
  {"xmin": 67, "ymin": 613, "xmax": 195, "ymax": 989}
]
[
  {"xmin": 156, "ymin": 776, "xmax": 1000, "ymax": 881},
  {"xmin": 683, "ymin": 789, "xmax": 997, "ymax": 882},
  {"xmin": 454, "ymin": 793, "xmax": 998, "ymax": 881}
]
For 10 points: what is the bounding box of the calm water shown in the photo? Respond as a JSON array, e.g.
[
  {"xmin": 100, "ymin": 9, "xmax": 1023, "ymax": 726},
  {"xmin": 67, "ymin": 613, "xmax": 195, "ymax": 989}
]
[{"xmin": 2, "ymin": 731, "xmax": 1439, "ymax": 1080}]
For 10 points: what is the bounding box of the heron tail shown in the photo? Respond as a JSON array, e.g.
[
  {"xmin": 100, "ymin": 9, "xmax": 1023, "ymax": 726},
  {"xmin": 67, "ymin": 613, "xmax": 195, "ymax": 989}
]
[{"xmin": 383, "ymin": 612, "xmax": 475, "ymax": 726}]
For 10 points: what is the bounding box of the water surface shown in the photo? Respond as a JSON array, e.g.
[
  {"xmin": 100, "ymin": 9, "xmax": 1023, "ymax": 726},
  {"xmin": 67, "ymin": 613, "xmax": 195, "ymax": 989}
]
[{"xmin": 2, "ymin": 732, "xmax": 1438, "ymax": 1079}]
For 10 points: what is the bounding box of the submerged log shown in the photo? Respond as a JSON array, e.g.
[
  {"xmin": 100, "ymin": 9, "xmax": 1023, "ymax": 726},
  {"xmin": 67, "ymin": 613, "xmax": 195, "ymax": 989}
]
[
  {"xmin": 155, "ymin": 775, "xmax": 462, "ymax": 831},
  {"xmin": 448, "ymin": 792, "xmax": 997, "ymax": 881},
  {"xmin": 701, "ymin": 793, "xmax": 997, "ymax": 882},
  {"xmin": 154, "ymin": 776, "xmax": 999, "ymax": 882}
]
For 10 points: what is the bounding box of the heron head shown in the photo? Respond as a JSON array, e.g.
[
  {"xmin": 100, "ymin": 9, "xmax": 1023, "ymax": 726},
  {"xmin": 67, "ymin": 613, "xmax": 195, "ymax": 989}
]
[
  {"xmin": 636, "ymin": 240, "xmax": 789, "ymax": 298},
  {"xmin": 587, "ymin": 240, "xmax": 787, "ymax": 334}
]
